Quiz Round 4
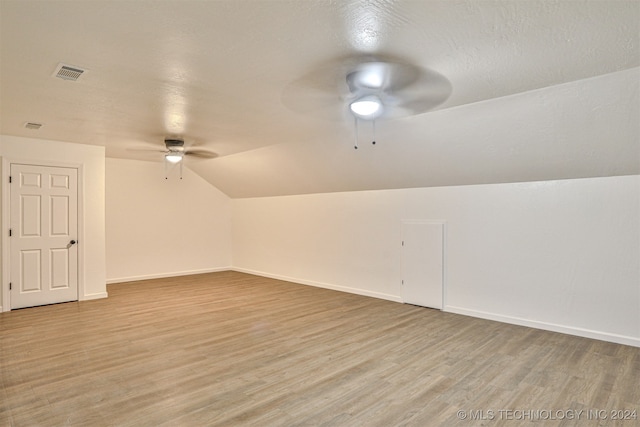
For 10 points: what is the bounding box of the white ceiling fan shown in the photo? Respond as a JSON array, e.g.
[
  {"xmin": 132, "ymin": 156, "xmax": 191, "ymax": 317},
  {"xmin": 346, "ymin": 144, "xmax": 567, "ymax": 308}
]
[
  {"xmin": 129, "ymin": 137, "xmax": 218, "ymax": 179},
  {"xmin": 282, "ymin": 55, "xmax": 452, "ymax": 148},
  {"xmin": 283, "ymin": 56, "xmax": 452, "ymax": 119},
  {"xmin": 130, "ymin": 137, "xmax": 218, "ymax": 162},
  {"xmin": 160, "ymin": 138, "xmax": 217, "ymax": 163}
]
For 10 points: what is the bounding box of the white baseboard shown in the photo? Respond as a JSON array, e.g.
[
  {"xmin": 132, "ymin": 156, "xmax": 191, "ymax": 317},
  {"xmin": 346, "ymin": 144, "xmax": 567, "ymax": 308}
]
[
  {"xmin": 445, "ymin": 305, "xmax": 640, "ymax": 348},
  {"xmin": 81, "ymin": 292, "xmax": 109, "ymax": 301},
  {"xmin": 232, "ymin": 267, "xmax": 403, "ymax": 303},
  {"xmin": 106, "ymin": 267, "xmax": 232, "ymax": 284}
]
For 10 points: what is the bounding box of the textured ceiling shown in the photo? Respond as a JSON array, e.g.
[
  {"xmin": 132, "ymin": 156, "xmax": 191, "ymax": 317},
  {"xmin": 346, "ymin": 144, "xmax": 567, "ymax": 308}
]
[{"xmin": 1, "ymin": 0, "xmax": 638, "ymax": 197}]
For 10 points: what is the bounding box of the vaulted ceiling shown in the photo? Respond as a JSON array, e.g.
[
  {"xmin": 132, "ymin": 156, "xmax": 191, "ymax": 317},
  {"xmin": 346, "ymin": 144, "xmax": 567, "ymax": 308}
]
[{"xmin": 1, "ymin": 0, "xmax": 638, "ymax": 197}]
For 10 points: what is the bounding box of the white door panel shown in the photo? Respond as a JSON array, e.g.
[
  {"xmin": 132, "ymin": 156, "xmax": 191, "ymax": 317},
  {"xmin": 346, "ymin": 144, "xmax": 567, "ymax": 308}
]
[
  {"xmin": 402, "ymin": 221, "xmax": 444, "ymax": 309},
  {"xmin": 10, "ymin": 164, "xmax": 78, "ymax": 309}
]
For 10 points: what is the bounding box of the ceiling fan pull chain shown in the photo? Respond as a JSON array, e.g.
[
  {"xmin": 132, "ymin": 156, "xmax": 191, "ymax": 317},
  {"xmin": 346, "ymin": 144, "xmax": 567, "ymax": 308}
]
[
  {"xmin": 164, "ymin": 157, "xmax": 168, "ymax": 180},
  {"xmin": 180, "ymin": 158, "xmax": 183, "ymax": 180},
  {"xmin": 372, "ymin": 119, "xmax": 376, "ymax": 145},
  {"xmin": 354, "ymin": 117, "xmax": 359, "ymax": 149}
]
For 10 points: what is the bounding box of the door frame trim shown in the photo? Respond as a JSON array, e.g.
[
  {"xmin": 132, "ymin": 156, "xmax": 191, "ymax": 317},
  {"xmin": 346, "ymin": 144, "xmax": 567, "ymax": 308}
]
[
  {"xmin": 401, "ymin": 219, "xmax": 447, "ymax": 310},
  {"xmin": 2, "ymin": 158, "xmax": 85, "ymax": 312}
]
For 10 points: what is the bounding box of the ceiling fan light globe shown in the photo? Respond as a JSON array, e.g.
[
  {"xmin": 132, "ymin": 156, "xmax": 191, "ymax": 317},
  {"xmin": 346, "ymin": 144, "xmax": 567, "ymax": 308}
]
[
  {"xmin": 350, "ymin": 96, "xmax": 383, "ymax": 119},
  {"xmin": 165, "ymin": 152, "xmax": 183, "ymax": 163}
]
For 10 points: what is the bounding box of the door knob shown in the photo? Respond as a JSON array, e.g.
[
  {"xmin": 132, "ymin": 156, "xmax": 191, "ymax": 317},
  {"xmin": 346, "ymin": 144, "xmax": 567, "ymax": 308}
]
[{"xmin": 70, "ymin": 240, "xmax": 77, "ymax": 245}]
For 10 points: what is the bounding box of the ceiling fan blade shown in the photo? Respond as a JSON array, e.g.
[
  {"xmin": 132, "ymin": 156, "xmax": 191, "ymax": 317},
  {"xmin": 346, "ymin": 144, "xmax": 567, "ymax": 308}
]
[
  {"xmin": 126, "ymin": 147, "xmax": 167, "ymax": 153},
  {"xmin": 184, "ymin": 148, "xmax": 218, "ymax": 159},
  {"xmin": 383, "ymin": 68, "xmax": 452, "ymax": 118},
  {"xmin": 281, "ymin": 66, "xmax": 350, "ymax": 120}
]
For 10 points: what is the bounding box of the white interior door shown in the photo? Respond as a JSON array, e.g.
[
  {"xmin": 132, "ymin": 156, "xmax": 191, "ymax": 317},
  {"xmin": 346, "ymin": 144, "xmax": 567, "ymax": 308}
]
[
  {"xmin": 402, "ymin": 221, "xmax": 444, "ymax": 309},
  {"xmin": 10, "ymin": 164, "xmax": 78, "ymax": 309}
]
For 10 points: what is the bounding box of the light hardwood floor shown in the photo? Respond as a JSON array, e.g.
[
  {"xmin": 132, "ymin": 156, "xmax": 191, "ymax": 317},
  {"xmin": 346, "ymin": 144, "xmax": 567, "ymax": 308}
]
[{"xmin": 1, "ymin": 271, "xmax": 638, "ymax": 426}]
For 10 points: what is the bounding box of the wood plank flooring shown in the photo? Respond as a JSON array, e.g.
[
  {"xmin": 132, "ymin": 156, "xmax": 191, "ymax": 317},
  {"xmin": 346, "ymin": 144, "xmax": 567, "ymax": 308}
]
[{"xmin": 1, "ymin": 271, "xmax": 638, "ymax": 426}]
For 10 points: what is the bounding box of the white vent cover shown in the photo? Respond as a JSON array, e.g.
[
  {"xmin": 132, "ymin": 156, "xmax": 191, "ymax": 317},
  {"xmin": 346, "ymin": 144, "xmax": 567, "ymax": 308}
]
[
  {"xmin": 53, "ymin": 63, "xmax": 86, "ymax": 81},
  {"xmin": 24, "ymin": 122, "xmax": 43, "ymax": 130}
]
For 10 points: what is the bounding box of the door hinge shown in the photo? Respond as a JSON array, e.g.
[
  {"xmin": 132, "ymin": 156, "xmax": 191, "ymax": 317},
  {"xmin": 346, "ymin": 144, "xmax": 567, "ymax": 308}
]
[
  {"xmin": 8, "ymin": 229, "xmax": 11, "ymax": 237},
  {"xmin": 402, "ymin": 241, "xmax": 404, "ymax": 246},
  {"xmin": 9, "ymin": 283, "xmax": 11, "ymax": 290},
  {"xmin": 9, "ymin": 176, "xmax": 12, "ymax": 183}
]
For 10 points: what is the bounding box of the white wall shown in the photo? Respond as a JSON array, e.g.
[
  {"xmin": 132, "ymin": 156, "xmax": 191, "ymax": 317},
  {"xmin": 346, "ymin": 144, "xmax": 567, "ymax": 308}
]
[
  {"xmin": 0, "ymin": 135, "xmax": 107, "ymax": 310},
  {"xmin": 232, "ymin": 175, "xmax": 640, "ymax": 347},
  {"xmin": 3, "ymin": 134, "xmax": 637, "ymax": 348},
  {"xmin": 106, "ymin": 158, "xmax": 232, "ymax": 283}
]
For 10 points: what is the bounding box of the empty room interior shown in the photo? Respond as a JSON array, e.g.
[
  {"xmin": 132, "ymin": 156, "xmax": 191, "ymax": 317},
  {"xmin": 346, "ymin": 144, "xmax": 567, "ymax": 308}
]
[{"xmin": 0, "ymin": 0, "xmax": 639, "ymax": 425}]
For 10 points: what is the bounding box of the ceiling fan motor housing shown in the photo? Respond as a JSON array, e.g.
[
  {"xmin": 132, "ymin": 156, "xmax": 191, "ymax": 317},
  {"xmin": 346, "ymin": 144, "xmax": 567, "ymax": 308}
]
[{"xmin": 165, "ymin": 138, "xmax": 185, "ymax": 149}]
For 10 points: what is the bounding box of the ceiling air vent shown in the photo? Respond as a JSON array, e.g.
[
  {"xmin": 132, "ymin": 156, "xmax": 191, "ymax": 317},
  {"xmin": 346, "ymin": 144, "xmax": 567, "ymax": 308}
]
[
  {"xmin": 24, "ymin": 122, "xmax": 43, "ymax": 130},
  {"xmin": 53, "ymin": 63, "xmax": 86, "ymax": 81}
]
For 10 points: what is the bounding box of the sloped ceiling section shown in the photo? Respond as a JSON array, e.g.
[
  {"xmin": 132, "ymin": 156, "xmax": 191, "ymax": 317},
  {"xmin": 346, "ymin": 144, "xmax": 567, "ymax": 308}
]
[
  {"xmin": 190, "ymin": 69, "xmax": 639, "ymax": 197},
  {"xmin": 0, "ymin": 0, "xmax": 638, "ymax": 198}
]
